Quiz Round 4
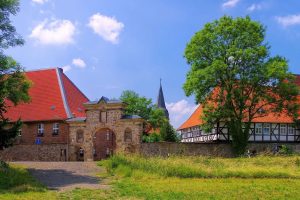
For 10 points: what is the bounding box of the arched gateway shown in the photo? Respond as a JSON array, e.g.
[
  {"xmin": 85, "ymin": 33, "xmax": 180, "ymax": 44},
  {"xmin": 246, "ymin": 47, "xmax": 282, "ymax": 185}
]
[
  {"xmin": 93, "ymin": 128, "xmax": 116, "ymax": 160},
  {"xmin": 67, "ymin": 96, "xmax": 144, "ymax": 161}
]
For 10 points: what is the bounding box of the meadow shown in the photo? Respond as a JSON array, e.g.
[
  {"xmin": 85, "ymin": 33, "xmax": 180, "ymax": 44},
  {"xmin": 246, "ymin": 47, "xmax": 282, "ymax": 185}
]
[{"xmin": 1, "ymin": 155, "xmax": 300, "ymax": 199}]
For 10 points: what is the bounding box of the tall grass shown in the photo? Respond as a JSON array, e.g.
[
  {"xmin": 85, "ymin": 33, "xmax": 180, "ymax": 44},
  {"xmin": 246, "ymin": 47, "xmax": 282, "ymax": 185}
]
[{"xmin": 101, "ymin": 154, "xmax": 300, "ymax": 179}]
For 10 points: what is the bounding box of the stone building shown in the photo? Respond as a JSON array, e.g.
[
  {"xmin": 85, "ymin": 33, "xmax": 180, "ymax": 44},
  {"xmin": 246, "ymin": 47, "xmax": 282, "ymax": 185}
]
[{"xmin": 1, "ymin": 68, "xmax": 143, "ymax": 161}]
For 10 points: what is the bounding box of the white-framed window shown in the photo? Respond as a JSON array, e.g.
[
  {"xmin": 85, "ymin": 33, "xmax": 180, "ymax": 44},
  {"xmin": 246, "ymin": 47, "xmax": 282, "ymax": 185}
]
[
  {"xmin": 288, "ymin": 125, "xmax": 295, "ymax": 135},
  {"xmin": 255, "ymin": 123, "xmax": 262, "ymax": 134},
  {"xmin": 37, "ymin": 123, "xmax": 44, "ymax": 136},
  {"xmin": 263, "ymin": 123, "xmax": 270, "ymax": 135},
  {"xmin": 18, "ymin": 128, "xmax": 22, "ymax": 137},
  {"xmin": 280, "ymin": 124, "xmax": 287, "ymax": 135},
  {"xmin": 53, "ymin": 123, "xmax": 59, "ymax": 135},
  {"xmin": 255, "ymin": 123, "xmax": 262, "ymax": 135}
]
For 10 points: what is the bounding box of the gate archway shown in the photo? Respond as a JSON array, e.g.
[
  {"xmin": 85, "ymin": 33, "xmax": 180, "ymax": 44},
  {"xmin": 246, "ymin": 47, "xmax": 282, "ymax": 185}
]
[{"xmin": 93, "ymin": 128, "xmax": 116, "ymax": 161}]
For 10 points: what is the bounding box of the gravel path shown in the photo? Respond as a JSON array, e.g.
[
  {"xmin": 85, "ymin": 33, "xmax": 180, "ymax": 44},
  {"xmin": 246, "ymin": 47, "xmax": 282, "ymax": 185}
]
[{"xmin": 13, "ymin": 162, "xmax": 108, "ymax": 191}]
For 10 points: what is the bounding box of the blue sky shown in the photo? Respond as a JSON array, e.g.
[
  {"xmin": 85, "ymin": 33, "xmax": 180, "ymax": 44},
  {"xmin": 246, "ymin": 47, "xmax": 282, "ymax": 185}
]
[{"xmin": 6, "ymin": 0, "xmax": 300, "ymax": 128}]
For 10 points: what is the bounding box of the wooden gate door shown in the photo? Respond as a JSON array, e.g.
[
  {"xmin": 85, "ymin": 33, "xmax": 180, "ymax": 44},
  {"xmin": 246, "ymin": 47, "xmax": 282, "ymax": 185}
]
[{"xmin": 93, "ymin": 128, "xmax": 116, "ymax": 161}]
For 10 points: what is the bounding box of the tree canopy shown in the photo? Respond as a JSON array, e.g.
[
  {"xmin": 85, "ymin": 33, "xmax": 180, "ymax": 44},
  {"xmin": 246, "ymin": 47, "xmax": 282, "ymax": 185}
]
[
  {"xmin": 120, "ymin": 90, "xmax": 167, "ymax": 131},
  {"xmin": 184, "ymin": 16, "xmax": 299, "ymax": 155},
  {"xmin": 0, "ymin": 0, "xmax": 30, "ymax": 149}
]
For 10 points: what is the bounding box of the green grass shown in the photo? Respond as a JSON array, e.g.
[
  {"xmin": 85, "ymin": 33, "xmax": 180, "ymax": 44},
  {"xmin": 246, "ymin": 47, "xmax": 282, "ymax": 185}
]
[
  {"xmin": 0, "ymin": 163, "xmax": 58, "ymax": 200},
  {"xmin": 102, "ymin": 154, "xmax": 300, "ymax": 178},
  {"xmin": 2, "ymin": 155, "xmax": 300, "ymax": 199},
  {"xmin": 100, "ymin": 155, "xmax": 300, "ymax": 199}
]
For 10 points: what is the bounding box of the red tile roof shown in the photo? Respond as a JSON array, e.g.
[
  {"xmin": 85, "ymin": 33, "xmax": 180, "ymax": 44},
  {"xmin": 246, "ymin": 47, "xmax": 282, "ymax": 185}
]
[
  {"xmin": 178, "ymin": 75, "xmax": 300, "ymax": 130},
  {"xmin": 5, "ymin": 68, "xmax": 89, "ymax": 122}
]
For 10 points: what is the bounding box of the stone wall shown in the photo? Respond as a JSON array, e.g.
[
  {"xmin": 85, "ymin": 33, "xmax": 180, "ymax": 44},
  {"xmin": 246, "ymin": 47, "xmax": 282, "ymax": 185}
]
[
  {"xmin": 0, "ymin": 144, "xmax": 68, "ymax": 161},
  {"xmin": 141, "ymin": 142, "xmax": 300, "ymax": 157}
]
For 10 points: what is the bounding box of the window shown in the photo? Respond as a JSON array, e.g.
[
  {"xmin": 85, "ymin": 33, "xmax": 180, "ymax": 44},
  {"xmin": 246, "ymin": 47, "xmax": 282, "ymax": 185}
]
[
  {"xmin": 263, "ymin": 123, "xmax": 270, "ymax": 135},
  {"xmin": 18, "ymin": 128, "xmax": 22, "ymax": 137},
  {"xmin": 280, "ymin": 124, "xmax": 287, "ymax": 135},
  {"xmin": 106, "ymin": 131, "xmax": 110, "ymax": 141},
  {"xmin": 124, "ymin": 128, "xmax": 132, "ymax": 142},
  {"xmin": 37, "ymin": 123, "xmax": 44, "ymax": 136},
  {"xmin": 53, "ymin": 123, "xmax": 59, "ymax": 135},
  {"xmin": 100, "ymin": 111, "xmax": 107, "ymax": 123},
  {"xmin": 255, "ymin": 123, "xmax": 262, "ymax": 134},
  {"xmin": 76, "ymin": 129, "xmax": 84, "ymax": 143},
  {"xmin": 288, "ymin": 125, "xmax": 295, "ymax": 135}
]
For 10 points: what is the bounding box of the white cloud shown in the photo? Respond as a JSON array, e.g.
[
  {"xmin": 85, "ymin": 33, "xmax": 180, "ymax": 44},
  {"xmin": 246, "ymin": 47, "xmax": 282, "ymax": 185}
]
[
  {"xmin": 247, "ymin": 4, "xmax": 262, "ymax": 12},
  {"xmin": 32, "ymin": 0, "xmax": 48, "ymax": 4},
  {"xmin": 88, "ymin": 13, "xmax": 124, "ymax": 44},
  {"xmin": 29, "ymin": 19, "xmax": 76, "ymax": 45},
  {"xmin": 222, "ymin": 0, "xmax": 240, "ymax": 8},
  {"xmin": 62, "ymin": 65, "xmax": 71, "ymax": 72},
  {"xmin": 276, "ymin": 15, "xmax": 300, "ymax": 27},
  {"xmin": 166, "ymin": 100, "xmax": 198, "ymax": 129},
  {"xmin": 72, "ymin": 58, "xmax": 86, "ymax": 68}
]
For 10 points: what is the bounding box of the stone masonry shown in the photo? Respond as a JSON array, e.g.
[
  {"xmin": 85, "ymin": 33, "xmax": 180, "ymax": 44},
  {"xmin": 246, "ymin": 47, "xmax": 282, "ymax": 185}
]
[{"xmin": 67, "ymin": 98, "xmax": 144, "ymax": 161}]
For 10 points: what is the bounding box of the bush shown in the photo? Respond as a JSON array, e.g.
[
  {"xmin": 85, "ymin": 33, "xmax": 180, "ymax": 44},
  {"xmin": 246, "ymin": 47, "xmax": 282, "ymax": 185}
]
[
  {"xmin": 142, "ymin": 133, "xmax": 161, "ymax": 143},
  {"xmin": 279, "ymin": 145, "xmax": 293, "ymax": 155}
]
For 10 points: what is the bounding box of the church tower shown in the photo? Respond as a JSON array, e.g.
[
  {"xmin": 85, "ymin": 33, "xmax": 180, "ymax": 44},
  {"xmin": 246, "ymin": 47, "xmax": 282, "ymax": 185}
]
[{"xmin": 157, "ymin": 79, "xmax": 169, "ymax": 119}]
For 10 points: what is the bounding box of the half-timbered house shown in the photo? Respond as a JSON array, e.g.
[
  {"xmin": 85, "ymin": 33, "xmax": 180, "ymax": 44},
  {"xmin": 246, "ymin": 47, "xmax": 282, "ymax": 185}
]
[{"xmin": 178, "ymin": 75, "xmax": 300, "ymax": 143}]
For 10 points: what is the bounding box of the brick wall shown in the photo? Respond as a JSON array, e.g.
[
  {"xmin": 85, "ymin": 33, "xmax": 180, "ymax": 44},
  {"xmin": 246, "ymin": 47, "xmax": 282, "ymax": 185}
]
[
  {"xmin": 140, "ymin": 142, "xmax": 300, "ymax": 157},
  {"xmin": 0, "ymin": 144, "xmax": 68, "ymax": 161},
  {"xmin": 19, "ymin": 121, "xmax": 69, "ymax": 145}
]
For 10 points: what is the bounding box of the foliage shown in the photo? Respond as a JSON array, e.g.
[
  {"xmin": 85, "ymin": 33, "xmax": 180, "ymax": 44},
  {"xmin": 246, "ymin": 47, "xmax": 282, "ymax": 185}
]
[
  {"xmin": 183, "ymin": 16, "xmax": 299, "ymax": 155},
  {"xmin": 120, "ymin": 90, "xmax": 167, "ymax": 130},
  {"xmin": 160, "ymin": 122, "xmax": 179, "ymax": 142},
  {"xmin": 142, "ymin": 132, "xmax": 161, "ymax": 143},
  {"xmin": 279, "ymin": 145, "xmax": 293, "ymax": 155},
  {"xmin": 0, "ymin": 0, "xmax": 31, "ymax": 150}
]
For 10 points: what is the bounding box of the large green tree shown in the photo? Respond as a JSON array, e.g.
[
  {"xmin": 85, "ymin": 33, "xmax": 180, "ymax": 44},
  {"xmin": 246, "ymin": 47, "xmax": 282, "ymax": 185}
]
[
  {"xmin": 184, "ymin": 16, "xmax": 299, "ymax": 155},
  {"xmin": 120, "ymin": 90, "xmax": 167, "ymax": 130},
  {"xmin": 0, "ymin": 0, "xmax": 30, "ymax": 149}
]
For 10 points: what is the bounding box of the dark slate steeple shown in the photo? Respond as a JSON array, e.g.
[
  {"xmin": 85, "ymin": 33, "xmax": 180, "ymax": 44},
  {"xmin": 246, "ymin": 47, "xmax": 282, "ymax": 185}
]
[{"xmin": 157, "ymin": 79, "xmax": 169, "ymax": 119}]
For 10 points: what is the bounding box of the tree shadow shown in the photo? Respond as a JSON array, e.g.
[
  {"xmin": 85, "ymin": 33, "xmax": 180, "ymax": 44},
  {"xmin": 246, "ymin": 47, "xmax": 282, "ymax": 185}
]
[{"xmin": 27, "ymin": 168, "xmax": 101, "ymax": 190}]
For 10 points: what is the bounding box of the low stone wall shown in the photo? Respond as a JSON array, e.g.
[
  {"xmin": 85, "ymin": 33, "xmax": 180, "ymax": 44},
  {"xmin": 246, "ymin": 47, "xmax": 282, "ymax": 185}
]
[
  {"xmin": 141, "ymin": 142, "xmax": 300, "ymax": 157},
  {"xmin": 0, "ymin": 144, "xmax": 68, "ymax": 161}
]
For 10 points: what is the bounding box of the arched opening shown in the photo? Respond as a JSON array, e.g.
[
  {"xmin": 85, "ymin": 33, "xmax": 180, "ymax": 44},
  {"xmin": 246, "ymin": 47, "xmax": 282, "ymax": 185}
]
[
  {"xmin": 76, "ymin": 129, "xmax": 84, "ymax": 143},
  {"xmin": 124, "ymin": 128, "xmax": 132, "ymax": 143},
  {"xmin": 93, "ymin": 128, "xmax": 116, "ymax": 161}
]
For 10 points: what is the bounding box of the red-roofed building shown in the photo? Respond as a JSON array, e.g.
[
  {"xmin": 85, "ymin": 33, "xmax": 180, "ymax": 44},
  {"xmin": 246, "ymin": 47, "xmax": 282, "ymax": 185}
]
[
  {"xmin": 178, "ymin": 75, "xmax": 300, "ymax": 143},
  {"xmin": 1, "ymin": 68, "xmax": 144, "ymax": 161},
  {"xmin": 2, "ymin": 68, "xmax": 89, "ymax": 161}
]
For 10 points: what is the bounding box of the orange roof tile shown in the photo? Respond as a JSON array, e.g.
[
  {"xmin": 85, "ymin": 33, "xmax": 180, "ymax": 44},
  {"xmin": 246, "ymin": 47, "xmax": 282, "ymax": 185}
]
[{"xmin": 5, "ymin": 68, "xmax": 89, "ymax": 122}]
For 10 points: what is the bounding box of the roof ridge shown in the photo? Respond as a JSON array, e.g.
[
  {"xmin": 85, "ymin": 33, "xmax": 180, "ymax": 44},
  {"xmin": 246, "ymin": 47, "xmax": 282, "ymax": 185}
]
[
  {"xmin": 56, "ymin": 68, "xmax": 73, "ymax": 118},
  {"xmin": 25, "ymin": 67, "xmax": 60, "ymax": 73}
]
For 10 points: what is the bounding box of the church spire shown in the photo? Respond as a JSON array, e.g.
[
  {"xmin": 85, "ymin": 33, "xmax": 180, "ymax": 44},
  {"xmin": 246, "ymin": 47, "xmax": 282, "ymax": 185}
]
[{"xmin": 157, "ymin": 79, "xmax": 169, "ymax": 119}]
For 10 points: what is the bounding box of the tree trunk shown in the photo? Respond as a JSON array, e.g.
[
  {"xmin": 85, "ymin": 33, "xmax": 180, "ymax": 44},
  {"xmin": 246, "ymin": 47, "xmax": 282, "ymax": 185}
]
[{"xmin": 228, "ymin": 121, "xmax": 249, "ymax": 156}]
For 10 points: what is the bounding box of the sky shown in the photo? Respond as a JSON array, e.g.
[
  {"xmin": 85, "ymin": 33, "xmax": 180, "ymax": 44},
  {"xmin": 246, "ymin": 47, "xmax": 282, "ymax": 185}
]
[{"xmin": 6, "ymin": 0, "xmax": 300, "ymax": 128}]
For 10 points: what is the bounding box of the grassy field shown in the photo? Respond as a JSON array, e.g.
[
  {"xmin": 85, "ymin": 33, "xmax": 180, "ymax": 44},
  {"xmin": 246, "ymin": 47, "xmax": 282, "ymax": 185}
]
[{"xmin": 1, "ymin": 155, "xmax": 300, "ymax": 199}]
